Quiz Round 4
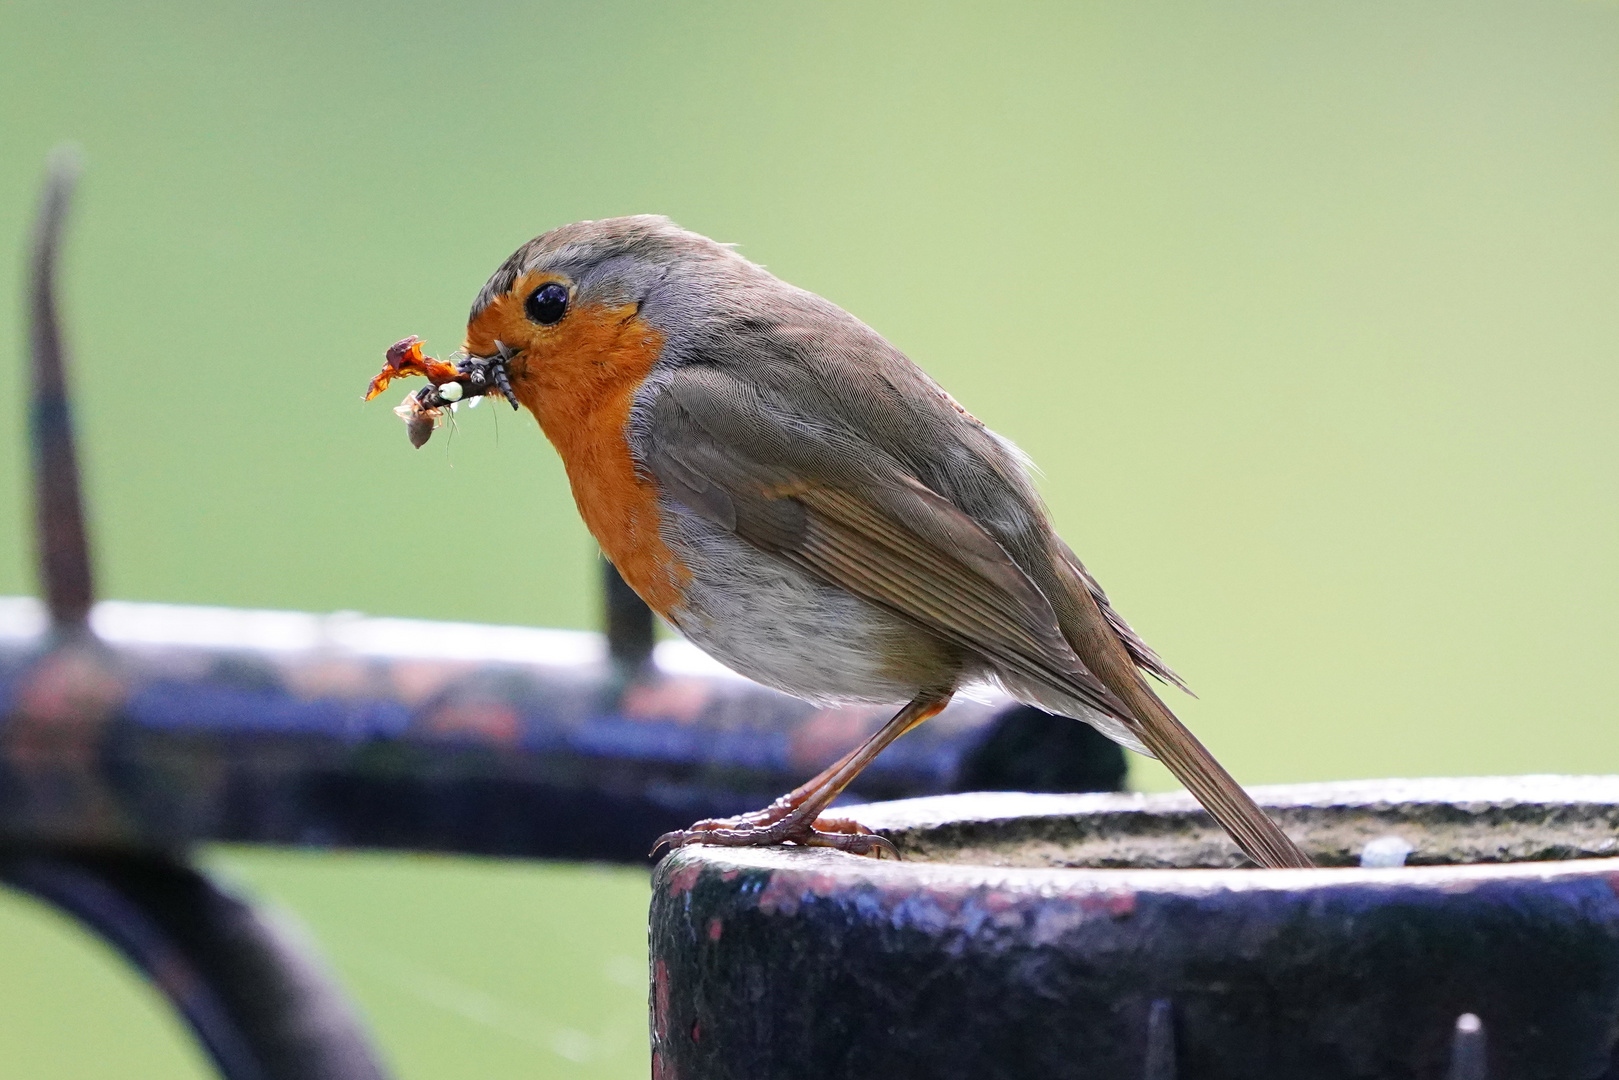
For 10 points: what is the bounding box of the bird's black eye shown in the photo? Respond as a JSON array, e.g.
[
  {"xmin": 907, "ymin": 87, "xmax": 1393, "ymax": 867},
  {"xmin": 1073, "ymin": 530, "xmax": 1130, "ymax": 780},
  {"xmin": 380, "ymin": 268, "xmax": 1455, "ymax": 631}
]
[{"xmin": 524, "ymin": 282, "xmax": 569, "ymax": 325}]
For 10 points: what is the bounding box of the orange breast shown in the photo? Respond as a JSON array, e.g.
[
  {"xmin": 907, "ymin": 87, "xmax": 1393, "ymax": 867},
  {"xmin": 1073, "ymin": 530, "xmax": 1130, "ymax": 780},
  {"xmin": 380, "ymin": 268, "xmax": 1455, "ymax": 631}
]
[{"xmin": 465, "ymin": 280, "xmax": 690, "ymax": 616}]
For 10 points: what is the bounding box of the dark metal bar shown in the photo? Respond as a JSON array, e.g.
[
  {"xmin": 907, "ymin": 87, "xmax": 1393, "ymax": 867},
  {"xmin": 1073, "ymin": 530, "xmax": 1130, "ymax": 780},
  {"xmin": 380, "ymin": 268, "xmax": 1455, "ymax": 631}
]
[
  {"xmin": 0, "ymin": 850, "xmax": 390, "ymax": 1080},
  {"xmin": 0, "ymin": 602, "xmax": 1123, "ymax": 861},
  {"xmin": 28, "ymin": 147, "xmax": 96, "ymax": 634},
  {"xmin": 602, "ymin": 558, "xmax": 655, "ymax": 670}
]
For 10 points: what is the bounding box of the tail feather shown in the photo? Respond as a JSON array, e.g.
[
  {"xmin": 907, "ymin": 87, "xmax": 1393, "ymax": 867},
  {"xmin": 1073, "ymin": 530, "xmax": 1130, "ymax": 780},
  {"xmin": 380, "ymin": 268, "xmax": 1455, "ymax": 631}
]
[
  {"xmin": 1123, "ymin": 702, "xmax": 1311, "ymax": 869},
  {"xmin": 1048, "ymin": 556, "xmax": 1312, "ymax": 870}
]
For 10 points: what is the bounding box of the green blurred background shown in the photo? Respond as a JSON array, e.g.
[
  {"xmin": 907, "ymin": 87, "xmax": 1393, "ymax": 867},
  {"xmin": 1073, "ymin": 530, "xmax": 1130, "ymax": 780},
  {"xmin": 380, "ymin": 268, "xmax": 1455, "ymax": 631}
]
[{"xmin": 1, "ymin": 1, "xmax": 1615, "ymax": 1076}]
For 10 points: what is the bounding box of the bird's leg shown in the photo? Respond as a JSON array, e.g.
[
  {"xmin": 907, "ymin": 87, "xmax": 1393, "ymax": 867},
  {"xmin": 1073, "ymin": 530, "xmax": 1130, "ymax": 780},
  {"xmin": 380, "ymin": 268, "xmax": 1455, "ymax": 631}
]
[
  {"xmin": 652, "ymin": 691, "xmax": 951, "ymax": 859},
  {"xmin": 677, "ymin": 732, "xmax": 880, "ymax": 832},
  {"xmin": 654, "ymin": 744, "xmax": 866, "ymax": 846}
]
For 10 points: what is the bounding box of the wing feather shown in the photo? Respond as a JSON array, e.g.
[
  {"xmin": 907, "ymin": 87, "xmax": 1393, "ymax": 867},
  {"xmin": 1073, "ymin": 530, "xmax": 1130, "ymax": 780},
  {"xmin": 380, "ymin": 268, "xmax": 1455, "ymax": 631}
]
[{"xmin": 640, "ymin": 368, "xmax": 1125, "ymax": 719}]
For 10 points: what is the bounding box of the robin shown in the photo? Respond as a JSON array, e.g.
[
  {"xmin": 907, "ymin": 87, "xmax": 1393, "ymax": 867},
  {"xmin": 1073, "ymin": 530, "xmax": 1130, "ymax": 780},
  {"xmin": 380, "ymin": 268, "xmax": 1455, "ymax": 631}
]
[{"xmin": 418, "ymin": 215, "xmax": 1310, "ymax": 869}]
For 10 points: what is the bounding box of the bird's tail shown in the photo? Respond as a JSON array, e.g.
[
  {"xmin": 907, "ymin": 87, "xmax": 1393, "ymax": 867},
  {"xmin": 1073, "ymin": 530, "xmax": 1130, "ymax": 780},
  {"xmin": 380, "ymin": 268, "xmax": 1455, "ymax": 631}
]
[
  {"xmin": 1044, "ymin": 560, "xmax": 1313, "ymax": 870},
  {"xmin": 1119, "ymin": 692, "xmax": 1312, "ymax": 869},
  {"xmin": 1007, "ymin": 674, "xmax": 1310, "ymax": 869}
]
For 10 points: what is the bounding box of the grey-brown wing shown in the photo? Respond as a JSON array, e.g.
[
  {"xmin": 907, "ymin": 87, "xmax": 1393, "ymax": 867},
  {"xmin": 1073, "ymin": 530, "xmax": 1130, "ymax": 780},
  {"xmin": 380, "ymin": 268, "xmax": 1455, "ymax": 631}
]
[{"xmin": 640, "ymin": 366, "xmax": 1127, "ymax": 720}]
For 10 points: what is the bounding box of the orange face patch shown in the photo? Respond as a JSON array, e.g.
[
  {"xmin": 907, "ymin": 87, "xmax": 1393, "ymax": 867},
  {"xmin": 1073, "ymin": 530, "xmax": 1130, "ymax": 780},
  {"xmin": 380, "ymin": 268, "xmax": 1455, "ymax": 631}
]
[{"xmin": 466, "ymin": 272, "xmax": 690, "ymax": 616}]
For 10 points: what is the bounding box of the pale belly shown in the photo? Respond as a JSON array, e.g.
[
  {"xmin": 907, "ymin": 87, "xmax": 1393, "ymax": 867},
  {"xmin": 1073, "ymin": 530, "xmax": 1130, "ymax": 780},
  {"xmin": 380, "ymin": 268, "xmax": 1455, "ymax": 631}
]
[{"xmin": 656, "ymin": 509, "xmax": 960, "ymax": 705}]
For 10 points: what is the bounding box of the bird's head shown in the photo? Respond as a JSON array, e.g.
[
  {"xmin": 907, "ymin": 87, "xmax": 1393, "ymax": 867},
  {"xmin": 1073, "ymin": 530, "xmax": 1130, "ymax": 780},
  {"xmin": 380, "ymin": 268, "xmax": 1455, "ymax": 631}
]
[{"xmin": 460, "ymin": 216, "xmax": 750, "ymax": 417}]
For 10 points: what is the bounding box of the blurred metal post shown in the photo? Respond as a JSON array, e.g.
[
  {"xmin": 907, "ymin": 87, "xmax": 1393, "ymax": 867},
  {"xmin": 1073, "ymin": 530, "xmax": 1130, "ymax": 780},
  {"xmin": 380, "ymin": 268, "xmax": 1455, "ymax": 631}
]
[{"xmin": 603, "ymin": 557, "xmax": 655, "ymax": 671}]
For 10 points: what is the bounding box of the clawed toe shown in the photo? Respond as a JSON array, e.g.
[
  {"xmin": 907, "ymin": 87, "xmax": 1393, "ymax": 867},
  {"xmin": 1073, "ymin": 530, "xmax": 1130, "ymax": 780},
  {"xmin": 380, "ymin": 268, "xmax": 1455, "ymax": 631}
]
[
  {"xmin": 650, "ymin": 807, "xmax": 783, "ymax": 857},
  {"xmin": 797, "ymin": 825, "xmax": 899, "ymax": 859},
  {"xmin": 650, "ymin": 814, "xmax": 899, "ymax": 860}
]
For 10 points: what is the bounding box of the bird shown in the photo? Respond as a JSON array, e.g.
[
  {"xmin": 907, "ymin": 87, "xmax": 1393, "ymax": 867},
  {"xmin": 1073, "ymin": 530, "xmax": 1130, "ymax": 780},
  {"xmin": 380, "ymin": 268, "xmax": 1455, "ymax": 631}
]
[{"xmin": 441, "ymin": 215, "xmax": 1311, "ymax": 869}]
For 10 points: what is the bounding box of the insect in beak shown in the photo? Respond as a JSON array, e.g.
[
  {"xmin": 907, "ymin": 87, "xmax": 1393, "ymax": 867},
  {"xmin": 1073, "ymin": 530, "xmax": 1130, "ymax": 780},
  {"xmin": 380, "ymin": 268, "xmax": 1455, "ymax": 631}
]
[{"xmin": 365, "ymin": 336, "xmax": 520, "ymax": 449}]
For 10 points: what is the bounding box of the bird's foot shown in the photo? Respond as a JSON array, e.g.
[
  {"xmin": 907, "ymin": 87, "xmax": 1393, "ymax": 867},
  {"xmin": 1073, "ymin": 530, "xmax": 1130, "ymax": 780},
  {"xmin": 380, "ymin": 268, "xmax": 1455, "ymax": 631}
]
[{"xmin": 651, "ymin": 805, "xmax": 897, "ymax": 860}]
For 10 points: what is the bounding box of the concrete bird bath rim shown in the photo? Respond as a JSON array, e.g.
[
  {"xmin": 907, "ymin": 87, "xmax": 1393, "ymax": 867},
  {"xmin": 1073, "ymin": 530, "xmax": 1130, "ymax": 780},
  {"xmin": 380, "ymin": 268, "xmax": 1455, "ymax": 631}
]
[
  {"xmin": 838, "ymin": 773, "xmax": 1619, "ymax": 869},
  {"xmin": 649, "ymin": 775, "xmax": 1619, "ymax": 1080}
]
